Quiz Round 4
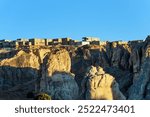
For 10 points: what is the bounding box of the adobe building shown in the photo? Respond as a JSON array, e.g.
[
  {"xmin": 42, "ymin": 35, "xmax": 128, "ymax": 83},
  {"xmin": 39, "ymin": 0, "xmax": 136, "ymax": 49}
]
[
  {"xmin": 76, "ymin": 41, "xmax": 90, "ymax": 46},
  {"xmin": 9, "ymin": 38, "xmax": 32, "ymax": 47},
  {"xmin": 13, "ymin": 38, "xmax": 31, "ymax": 47},
  {"xmin": 29, "ymin": 38, "xmax": 45, "ymax": 46},
  {"xmin": 45, "ymin": 39, "xmax": 52, "ymax": 46},
  {"xmin": 52, "ymin": 38, "xmax": 62, "ymax": 45},
  {"xmin": 90, "ymin": 41, "xmax": 100, "ymax": 45},
  {"xmin": 69, "ymin": 39, "xmax": 79, "ymax": 45},
  {"xmin": 82, "ymin": 37, "xmax": 100, "ymax": 45},
  {"xmin": 82, "ymin": 37, "xmax": 100, "ymax": 42},
  {"xmin": 10, "ymin": 41, "xmax": 19, "ymax": 47},
  {"xmin": 62, "ymin": 37, "xmax": 71, "ymax": 45},
  {"xmin": 0, "ymin": 39, "xmax": 12, "ymax": 47},
  {"xmin": 25, "ymin": 41, "xmax": 32, "ymax": 46},
  {"xmin": 17, "ymin": 38, "xmax": 28, "ymax": 42}
]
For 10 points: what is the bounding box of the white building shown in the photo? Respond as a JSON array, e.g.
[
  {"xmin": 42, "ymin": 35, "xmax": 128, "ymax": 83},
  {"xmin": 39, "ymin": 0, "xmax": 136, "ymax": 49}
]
[
  {"xmin": 82, "ymin": 37, "xmax": 100, "ymax": 42},
  {"xmin": 76, "ymin": 41, "xmax": 90, "ymax": 45}
]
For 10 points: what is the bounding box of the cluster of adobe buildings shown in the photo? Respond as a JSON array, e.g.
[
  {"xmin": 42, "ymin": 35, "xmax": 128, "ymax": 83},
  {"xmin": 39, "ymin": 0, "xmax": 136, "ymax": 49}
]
[
  {"xmin": 0, "ymin": 36, "xmax": 144, "ymax": 48},
  {"xmin": 0, "ymin": 37, "xmax": 107, "ymax": 48}
]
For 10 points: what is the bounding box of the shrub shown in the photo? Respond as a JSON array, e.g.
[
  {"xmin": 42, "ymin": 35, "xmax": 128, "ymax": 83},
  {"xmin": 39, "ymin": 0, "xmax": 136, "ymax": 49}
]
[{"xmin": 34, "ymin": 93, "xmax": 51, "ymax": 100}]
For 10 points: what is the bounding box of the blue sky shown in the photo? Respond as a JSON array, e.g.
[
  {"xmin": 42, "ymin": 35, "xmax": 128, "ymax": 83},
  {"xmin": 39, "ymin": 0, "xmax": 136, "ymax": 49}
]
[{"xmin": 0, "ymin": 0, "xmax": 150, "ymax": 41}]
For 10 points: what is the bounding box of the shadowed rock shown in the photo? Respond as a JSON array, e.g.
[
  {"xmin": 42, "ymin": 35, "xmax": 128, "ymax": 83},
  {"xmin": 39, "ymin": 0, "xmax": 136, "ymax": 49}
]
[{"xmin": 47, "ymin": 72, "xmax": 79, "ymax": 100}]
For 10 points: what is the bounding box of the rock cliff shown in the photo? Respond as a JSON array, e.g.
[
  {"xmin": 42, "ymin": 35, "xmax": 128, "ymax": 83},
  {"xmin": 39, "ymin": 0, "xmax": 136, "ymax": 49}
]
[{"xmin": 0, "ymin": 36, "xmax": 150, "ymax": 100}]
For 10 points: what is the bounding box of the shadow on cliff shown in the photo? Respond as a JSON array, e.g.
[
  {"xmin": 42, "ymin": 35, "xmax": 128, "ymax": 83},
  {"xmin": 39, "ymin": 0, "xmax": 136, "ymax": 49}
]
[
  {"xmin": 0, "ymin": 50, "xmax": 19, "ymax": 61},
  {"xmin": 71, "ymin": 44, "xmax": 133, "ymax": 98},
  {"xmin": 46, "ymin": 71, "xmax": 79, "ymax": 100},
  {"xmin": 0, "ymin": 66, "xmax": 40, "ymax": 100},
  {"xmin": 96, "ymin": 44, "xmax": 133, "ymax": 97}
]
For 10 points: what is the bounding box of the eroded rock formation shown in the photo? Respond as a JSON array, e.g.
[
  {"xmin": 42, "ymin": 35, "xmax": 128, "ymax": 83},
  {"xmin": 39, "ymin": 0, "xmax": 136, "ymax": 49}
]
[
  {"xmin": 47, "ymin": 72, "xmax": 79, "ymax": 100},
  {"xmin": 81, "ymin": 66, "xmax": 126, "ymax": 100},
  {"xmin": 0, "ymin": 36, "xmax": 150, "ymax": 100}
]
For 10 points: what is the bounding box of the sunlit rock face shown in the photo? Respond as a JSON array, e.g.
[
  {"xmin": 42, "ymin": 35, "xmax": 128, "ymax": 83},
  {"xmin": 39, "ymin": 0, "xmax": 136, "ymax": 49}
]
[
  {"xmin": 0, "ymin": 50, "xmax": 40, "ymax": 89},
  {"xmin": 44, "ymin": 49, "xmax": 71, "ymax": 77},
  {"xmin": 0, "ymin": 50, "xmax": 40, "ymax": 68},
  {"xmin": 81, "ymin": 66, "xmax": 126, "ymax": 100},
  {"xmin": 39, "ymin": 49, "xmax": 71, "ymax": 92},
  {"xmin": 0, "ymin": 49, "xmax": 41, "ymax": 99}
]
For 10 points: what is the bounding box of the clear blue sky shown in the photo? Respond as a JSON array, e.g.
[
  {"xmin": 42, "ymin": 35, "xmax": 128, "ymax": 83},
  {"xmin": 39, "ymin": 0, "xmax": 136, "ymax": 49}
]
[{"xmin": 0, "ymin": 0, "xmax": 150, "ymax": 41}]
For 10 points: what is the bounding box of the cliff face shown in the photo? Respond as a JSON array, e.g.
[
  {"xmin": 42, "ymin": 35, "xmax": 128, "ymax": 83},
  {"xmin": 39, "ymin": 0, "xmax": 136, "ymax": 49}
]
[
  {"xmin": 0, "ymin": 36, "xmax": 150, "ymax": 100},
  {"xmin": 128, "ymin": 37, "xmax": 150, "ymax": 99},
  {"xmin": 47, "ymin": 72, "xmax": 79, "ymax": 100}
]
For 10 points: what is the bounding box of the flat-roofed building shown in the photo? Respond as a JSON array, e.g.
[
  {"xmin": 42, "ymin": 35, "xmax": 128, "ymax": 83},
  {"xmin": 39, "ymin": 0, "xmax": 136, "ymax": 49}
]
[
  {"xmin": 82, "ymin": 37, "xmax": 100, "ymax": 42},
  {"xmin": 1, "ymin": 39, "xmax": 12, "ymax": 47},
  {"xmin": 76, "ymin": 41, "xmax": 90, "ymax": 46},
  {"xmin": 25, "ymin": 41, "xmax": 32, "ymax": 46},
  {"xmin": 62, "ymin": 37, "xmax": 71, "ymax": 45},
  {"xmin": 0, "ymin": 40, "xmax": 5, "ymax": 47},
  {"xmin": 45, "ymin": 39, "xmax": 52, "ymax": 46},
  {"xmin": 15, "ymin": 38, "xmax": 30, "ymax": 46},
  {"xmin": 0, "ymin": 39, "xmax": 11, "ymax": 42},
  {"xmin": 90, "ymin": 41, "xmax": 100, "ymax": 45},
  {"xmin": 16, "ymin": 38, "xmax": 28, "ymax": 42},
  {"xmin": 0, "ymin": 40, "xmax": 5, "ymax": 43},
  {"xmin": 52, "ymin": 38, "xmax": 62, "ymax": 45},
  {"xmin": 68, "ymin": 40, "xmax": 79, "ymax": 45},
  {"xmin": 29, "ymin": 38, "xmax": 45, "ymax": 46},
  {"xmin": 18, "ymin": 41, "xmax": 25, "ymax": 46},
  {"xmin": 68, "ymin": 39, "xmax": 78, "ymax": 45},
  {"xmin": 10, "ymin": 41, "xmax": 19, "ymax": 47},
  {"xmin": 82, "ymin": 37, "xmax": 100, "ymax": 45}
]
